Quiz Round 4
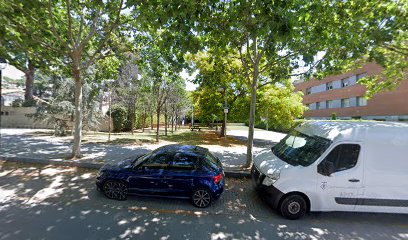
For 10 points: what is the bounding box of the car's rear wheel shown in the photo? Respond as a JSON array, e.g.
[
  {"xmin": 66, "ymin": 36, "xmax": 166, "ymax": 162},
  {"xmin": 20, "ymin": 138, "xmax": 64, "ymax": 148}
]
[
  {"xmin": 103, "ymin": 180, "xmax": 128, "ymax": 201},
  {"xmin": 279, "ymin": 194, "xmax": 307, "ymax": 220},
  {"xmin": 192, "ymin": 188, "xmax": 212, "ymax": 208}
]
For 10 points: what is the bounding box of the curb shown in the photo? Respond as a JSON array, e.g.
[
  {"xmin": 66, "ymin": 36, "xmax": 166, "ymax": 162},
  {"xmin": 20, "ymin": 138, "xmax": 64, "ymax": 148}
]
[
  {"xmin": 0, "ymin": 156, "xmax": 251, "ymax": 179},
  {"xmin": 0, "ymin": 156, "xmax": 103, "ymax": 169}
]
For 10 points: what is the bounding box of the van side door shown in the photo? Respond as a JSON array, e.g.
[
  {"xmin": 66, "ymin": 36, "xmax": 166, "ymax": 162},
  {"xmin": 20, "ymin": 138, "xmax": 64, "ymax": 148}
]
[{"xmin": 316, "ymin": 143, "xmax": 363, "ymax": 211}]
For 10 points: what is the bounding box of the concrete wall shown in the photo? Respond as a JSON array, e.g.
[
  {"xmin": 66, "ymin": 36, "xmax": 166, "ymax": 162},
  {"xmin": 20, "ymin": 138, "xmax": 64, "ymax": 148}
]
[
  {"xmin": 0, "ymin": 106, "xmax": 113, "ymax": 131},
  {"xmin": 1, "ymin": 107, "xmax": 52, "ymax": 129}
]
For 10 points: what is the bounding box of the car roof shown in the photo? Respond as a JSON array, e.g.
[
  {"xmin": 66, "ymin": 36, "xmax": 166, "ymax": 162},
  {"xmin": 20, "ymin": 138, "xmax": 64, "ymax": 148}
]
[{"xmin": 157, "ymin": 144, "xmax": 209, "ymax": 155}]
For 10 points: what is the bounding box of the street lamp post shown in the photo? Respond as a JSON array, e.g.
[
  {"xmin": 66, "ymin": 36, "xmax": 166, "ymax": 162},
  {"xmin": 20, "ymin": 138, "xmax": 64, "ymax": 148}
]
[
  {"xmin": 191, "ymin": 105, "xmax": 194, "ymax": 126},
  {"xmin": 223, "ymin": 88, "xmax": 228, "ymax": 139},
  {"xmin": 109, "ymin": 86, "xmax": 112, "ymax": 141},
  {"xmin": 218, "ymin": 86, "xmax": 228, "ymax": 139},
  {"xmin": 0, "ymin": 57, "xmax": 8, "ymax": 106}
]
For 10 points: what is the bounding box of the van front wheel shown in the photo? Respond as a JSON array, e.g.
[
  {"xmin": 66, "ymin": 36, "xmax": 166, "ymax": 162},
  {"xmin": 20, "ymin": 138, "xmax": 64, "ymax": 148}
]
[{"xmin": 279, "ymin": 194, "xmax": 307, "ymax": 220}]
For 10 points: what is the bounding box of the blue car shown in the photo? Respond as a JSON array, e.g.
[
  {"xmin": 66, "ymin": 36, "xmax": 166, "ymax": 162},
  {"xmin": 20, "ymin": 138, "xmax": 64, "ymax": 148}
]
[{"xmin": 96, "ymin": 144, "xmax": 224, "ymax": 208}]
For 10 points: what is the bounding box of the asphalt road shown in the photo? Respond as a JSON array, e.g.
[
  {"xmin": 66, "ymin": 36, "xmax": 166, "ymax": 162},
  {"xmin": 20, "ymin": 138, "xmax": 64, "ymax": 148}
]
[{"xmin": 1, "ymin": 161, "xmax": 407, "ymax": 240}]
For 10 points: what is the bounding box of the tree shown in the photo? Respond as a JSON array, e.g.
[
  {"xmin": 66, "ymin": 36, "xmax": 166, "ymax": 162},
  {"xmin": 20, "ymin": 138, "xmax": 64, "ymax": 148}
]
[
  {"xmin": 0, "ymin": 0, "xmax": 52, "ymax": 103},
  {"xmin": 257, "ymin": 81, "xmax": 306, "ymax": 132},
  {"xmin": 3, "ymin": 0, "xmax": 127, "ymax": 158},
  {"xmin": 112, "ymin": 53, "xmax": 140, "ymax": 133},
  {"xmin": 187, "ymin": 49, "xmax": 248, "ymax": 135},
  {"xmin": 297, "ymin": 0, "xmax": 407, "ymax": 97},
  {"xmin": 192, "ymin": 1, "xmax": 325, "ymax": 168},
  {"xmin": 188, "ymin": 0, "xmax": 406, "ymax": 168},
  {"xmin": 29, "ymin": 73, "xmax": 104, "ymax": 136}
]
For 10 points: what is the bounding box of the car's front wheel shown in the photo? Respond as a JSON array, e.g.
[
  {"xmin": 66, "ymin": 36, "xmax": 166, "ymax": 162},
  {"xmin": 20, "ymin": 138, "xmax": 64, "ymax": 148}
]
[
  {"xmin": 103, "ymin": 180, "xmax": 128, "ymax": 201},
  {"xmin": 279, "ymin": 194, "xmax": 307, "ymax": 220},
  {"xmin": 192, "ymin": 188, "xmax": 212, "ymax": 208}
]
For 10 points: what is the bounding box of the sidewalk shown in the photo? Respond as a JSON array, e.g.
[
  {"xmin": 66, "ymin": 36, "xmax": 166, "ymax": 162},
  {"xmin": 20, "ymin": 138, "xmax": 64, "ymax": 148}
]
[{"xmin": 0, "ymin": 127, "xmax": 286, "ymax": 177}]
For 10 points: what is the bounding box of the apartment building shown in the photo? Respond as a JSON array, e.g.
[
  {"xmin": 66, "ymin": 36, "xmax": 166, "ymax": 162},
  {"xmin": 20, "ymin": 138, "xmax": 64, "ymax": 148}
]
[{"xmin": 294, "ymin": 62, "xmax": 408, "ymax": 121}]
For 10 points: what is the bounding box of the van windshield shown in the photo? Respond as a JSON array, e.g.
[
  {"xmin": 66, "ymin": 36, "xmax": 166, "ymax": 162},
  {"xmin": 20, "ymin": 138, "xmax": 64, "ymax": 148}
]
[{"xmin": 272, "ymin": 130, "xmax": 331, "ymax": 167}]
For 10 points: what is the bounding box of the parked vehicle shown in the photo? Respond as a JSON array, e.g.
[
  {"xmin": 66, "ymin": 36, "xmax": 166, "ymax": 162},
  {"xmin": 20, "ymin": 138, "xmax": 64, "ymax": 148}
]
[
  {"xmin": 96, "ymin": 144, "xmax": 224, "ymax": 208},
  {"xmin": 252, "ymin": 121, "xmax": 408, "ymax": 219}
]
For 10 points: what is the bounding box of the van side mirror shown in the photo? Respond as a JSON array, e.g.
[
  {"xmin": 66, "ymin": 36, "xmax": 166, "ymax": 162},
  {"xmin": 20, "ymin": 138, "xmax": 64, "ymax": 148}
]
[{"xmin": 318, "ymin": 161, "xmax": 335, "ymax": 176}]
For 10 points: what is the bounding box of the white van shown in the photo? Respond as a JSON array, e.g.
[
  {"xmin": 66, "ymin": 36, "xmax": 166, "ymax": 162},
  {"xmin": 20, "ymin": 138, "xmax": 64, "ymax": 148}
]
[{"xmin": 252, "ymin": 121, "xmax": 408, "ymax": 219}]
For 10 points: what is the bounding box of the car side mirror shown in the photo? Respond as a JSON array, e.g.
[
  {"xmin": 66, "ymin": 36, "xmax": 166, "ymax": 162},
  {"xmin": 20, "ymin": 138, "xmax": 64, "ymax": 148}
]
[{"xmin": 318, "ymin": 161, "xmax": 335, "ymax": 176}]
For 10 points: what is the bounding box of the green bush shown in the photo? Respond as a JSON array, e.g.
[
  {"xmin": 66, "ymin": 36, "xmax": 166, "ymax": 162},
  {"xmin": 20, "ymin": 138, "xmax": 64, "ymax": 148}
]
[
  {"xmin": 22, "ymin": 99, "xmax": 36, "ymax": 107},
  {"xmin": 11, "ymin": 99, "xmax": 24, "ymax": 107},
  {"xmin": 108, "ymin": 105, "xmax": 128, "ymax": 132}
]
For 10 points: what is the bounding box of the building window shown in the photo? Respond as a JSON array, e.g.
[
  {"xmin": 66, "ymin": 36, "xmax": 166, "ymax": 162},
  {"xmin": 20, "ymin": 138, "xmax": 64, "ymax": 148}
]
[
  {"xmin": 341, "ymin": 98, "xmax": 350, "ymax": 108},
  {"xmin": 306, "ymin": 88, "xmax": 311, "ymax": 95},
  {"xmin": 356, "ymin": 72, "xmax": 367, "ymax": 81},
  {"xmin": 357, "ymin": 96, "xmax": 367, "ymax": 106},
  {"xmin": 316, "ymin": 102, "xmax": 320, "ymax": 110},
  {"xmin": 326, "ymin": 82, "xmax": 333, "ymax": 90},
  {"xmin": 341, "ymin": 78, "xmax": 350, "ymax": 87},
  {"xmin": 326, "ymin": 100, "xmax": 334, "ymax": 109}
]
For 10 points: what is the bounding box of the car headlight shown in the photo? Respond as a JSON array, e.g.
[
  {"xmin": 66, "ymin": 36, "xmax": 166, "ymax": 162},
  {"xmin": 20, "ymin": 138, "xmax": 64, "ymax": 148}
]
[{"xmin": 262, "ymin": 170, "xmax": 280, "ymax": 186}]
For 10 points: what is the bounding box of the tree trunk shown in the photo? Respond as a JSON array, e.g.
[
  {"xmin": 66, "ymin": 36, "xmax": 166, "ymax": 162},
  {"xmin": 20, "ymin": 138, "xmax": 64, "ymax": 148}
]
[
  {"xmin": 150, "ymin": 112, "xmax": 154, "ymax": 130},
  {"xmin": 171, "ymin": 113, "xmax": 174, "ymax": 133},
  {"xmin": 245, "ymin": 80, "xmax": 257, "ymax": 168},
  {"xmin": 142, "ymin": 111, "xmax": 146, "ymax": 132},
  {"xmin": 220, "ymin": 122, "xmax": 225, "ymax": 137},
  {"xmin": 71, "ymin": 65, "xmax": 83, "ymax": 158},
  {"xmin": 245, "ymin": 37, "xmax": 260, "ymax": 168},
  {"xmin": 24, "ymin": 60, "xmax": 35, "ymax": 102},
  {"xmin": 164, "ymin": 103, "xmax": 168, "ymax": 136},
  {"xmin": 156, "ymin": 107, "xmax": 160, "ymax": 142}
]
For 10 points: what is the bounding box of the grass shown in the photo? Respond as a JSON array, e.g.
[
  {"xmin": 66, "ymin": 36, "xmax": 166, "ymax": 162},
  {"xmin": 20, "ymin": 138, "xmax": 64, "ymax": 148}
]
[
  {"xmin": 16, "ymin": 127, "xmax": 246, "ymax": 147},
  {"xmin": 161, "ymin": 129, "xmax": 245, "ymax": 147}
]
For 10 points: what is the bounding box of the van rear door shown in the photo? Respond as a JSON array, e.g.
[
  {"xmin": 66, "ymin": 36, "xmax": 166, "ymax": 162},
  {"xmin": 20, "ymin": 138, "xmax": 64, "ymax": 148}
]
[{"xmin": 316, "ymin": 143, "xmax": 363, "ymax": 211}]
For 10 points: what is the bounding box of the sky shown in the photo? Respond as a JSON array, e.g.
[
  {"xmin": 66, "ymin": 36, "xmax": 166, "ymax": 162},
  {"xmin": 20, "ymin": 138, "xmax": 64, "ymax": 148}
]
[{"xmin": 181, "ymin": 69, "xmax": 198, "ymax": 91}]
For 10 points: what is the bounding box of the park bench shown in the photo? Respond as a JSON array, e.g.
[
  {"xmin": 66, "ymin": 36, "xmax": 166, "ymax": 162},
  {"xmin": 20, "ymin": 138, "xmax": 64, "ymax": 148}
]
[{"xmin": 190, "ymin": 124, "xmax": 201, "ymax": 131}]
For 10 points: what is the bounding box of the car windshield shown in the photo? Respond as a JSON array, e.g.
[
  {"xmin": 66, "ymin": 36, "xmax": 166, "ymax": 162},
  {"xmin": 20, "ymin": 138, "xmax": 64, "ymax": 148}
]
[
  {"xmin": 133, "ymin": 152, "xmax": 152, "ymax": 166},
  {"xmin": 272, "ymin": 130, "xmax": 331, "ymax": 167}
]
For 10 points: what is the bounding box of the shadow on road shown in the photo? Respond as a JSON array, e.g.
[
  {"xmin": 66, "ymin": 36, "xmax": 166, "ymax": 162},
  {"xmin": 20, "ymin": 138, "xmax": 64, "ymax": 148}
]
[{"xmin": 0, "ymin": 161, "xmax": 407, "ymax": 240}]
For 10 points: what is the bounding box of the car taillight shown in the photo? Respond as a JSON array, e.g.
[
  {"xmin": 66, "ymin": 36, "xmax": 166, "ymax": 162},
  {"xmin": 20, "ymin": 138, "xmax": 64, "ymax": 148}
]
[{"xmin": 213, "ymin": 173, "xmax": 223, "ymax": 184}]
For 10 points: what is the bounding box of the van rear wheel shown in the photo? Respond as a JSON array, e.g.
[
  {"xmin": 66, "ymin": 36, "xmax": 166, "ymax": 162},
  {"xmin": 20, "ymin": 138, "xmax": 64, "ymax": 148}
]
[{"xmin": 279, "ymin": 194, "xmax": 307, "ymax": 220}]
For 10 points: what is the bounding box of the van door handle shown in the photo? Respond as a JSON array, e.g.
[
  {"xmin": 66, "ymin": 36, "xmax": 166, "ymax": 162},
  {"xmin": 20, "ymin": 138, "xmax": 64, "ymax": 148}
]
[{"xmin": 348, "ymin": 178, "xmax": 360, "ymax": 183}]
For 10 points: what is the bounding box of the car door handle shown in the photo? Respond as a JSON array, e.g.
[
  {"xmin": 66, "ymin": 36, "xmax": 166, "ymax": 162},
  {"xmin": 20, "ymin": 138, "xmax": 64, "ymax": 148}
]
[{"xmin": 348, "ymin": 178, "xmax": 360, "ymax": 183}]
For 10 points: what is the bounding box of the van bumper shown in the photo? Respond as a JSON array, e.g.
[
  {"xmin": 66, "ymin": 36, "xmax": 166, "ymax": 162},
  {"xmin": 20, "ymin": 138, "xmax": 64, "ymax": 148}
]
[
  {"xmin": 251, "ymin": 165, "xmax": 284, "ymax": 209},
  {"xmin": 256, "ymin": 184, "xmax": 285, "ymax": 209}
]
